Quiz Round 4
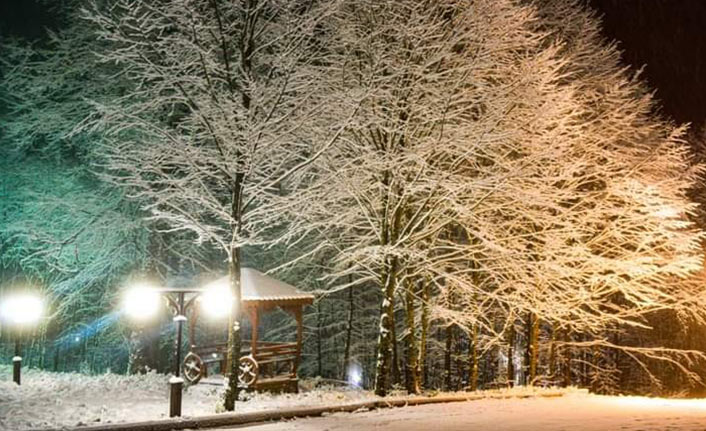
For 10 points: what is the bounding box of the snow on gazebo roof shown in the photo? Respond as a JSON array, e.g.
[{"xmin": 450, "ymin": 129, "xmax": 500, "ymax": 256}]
[{"xmin": 204, "ymin": 267, "xmax": 314, "ymax": 305}]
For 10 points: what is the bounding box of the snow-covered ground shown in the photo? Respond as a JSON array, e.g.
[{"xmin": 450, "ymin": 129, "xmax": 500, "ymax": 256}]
[
  {"xmin": 239, "ymin": 392, "xmax": 706, "ymax": 431},
  {"xmin": 0, "ymin": 366, "xmax": 377, "ymax": 430},
  {"xmin": 3, "ymin": 366, "xmax": 706, "ymax": 431}
]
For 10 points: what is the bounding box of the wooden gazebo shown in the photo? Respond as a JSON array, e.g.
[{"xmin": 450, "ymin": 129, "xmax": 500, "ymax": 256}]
[{"xmin": 183, "ymin": 268, "xmax": 314, "ymax": 393}]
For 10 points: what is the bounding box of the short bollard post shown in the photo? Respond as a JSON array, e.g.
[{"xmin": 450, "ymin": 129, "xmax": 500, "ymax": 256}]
[
  {"xmin": 13, "ymin": 356, "xmax": 21, "ymax": 385},
  {"xmin": 169, "ymin": 377, "xmax": 183, "ymax": 417}
]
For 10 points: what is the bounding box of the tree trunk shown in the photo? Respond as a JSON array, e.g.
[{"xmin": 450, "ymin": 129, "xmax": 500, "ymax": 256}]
[
  {"xmin": 342, "ymin": 283, "xmax": 354, "ymax": 382},
  {"xmin": 223, "ymin": 249, "xmax": 242, "ymax": 411},
  {"xmin": 404, "ymin": 281, "xmax": 421, "ymax": 394},
  {"xmin": 444, "ymin": 324, "xmax": 453, "ymax": 390},
  {"xmin": 221, "ymin": 0, "xmax": 251, "ymax": 409},
  {"xmin": 40, "ymin": 341, "xmax": 46, "ymax": 370},
  {"xmin": 523, "ymin": 312, "xmax": 540, "ymax": 385},
  {"xmin": 590, "ymin": 344, "xmax": 600, "ymax": 393},
  {"xmin": 523, "ymin": 314, "xmax": 531, "ymax": 385},
  {"xmin": 529, "ymin": 313, "xmax": 540, "ymax": 385},
  {"xmin": 468, "ymin": 325, "xmax": 479, "ymax": 391},
  {"xmin": 391, "ymin": 306, "xmax": 401, "ymax": 386},
  {"xmin": 374, "ymin": 256, "xmax": 398, "ymax": 396},
  {"xmin": 53, "ymin": 346, "xmax": 60, "ymax": 372},
  {"xmin": 549, "ymin": 323, "xmax": 558, "ymax": 384},
  {"xmin": 564, "ymin": 331, "xmax": 572, "ymax": 387},
  {"xmin": 454, "ymin": 328, "xmax": 463, "ymax": 390},
  {"xmin": 419, "ymin": 279, "xmax": 430, "ymax": 388},
  {"xmin": 580, "ymin": 333, "xmax": 589, "ymax": 387},
  {"xmin": 317, "ymin": 299, "xmax": 324, "ymax": 377},
  {"xmin": 507, "ymin": 321, "xmax": 515, "ymax": 386}
]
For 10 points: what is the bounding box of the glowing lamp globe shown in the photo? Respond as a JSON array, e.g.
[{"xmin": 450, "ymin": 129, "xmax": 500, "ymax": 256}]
[
  {"xmin": 200, "ymin": 283, "xmax": 234, "ymax": 318},
  {"xmin": 0, "ymin": 293, "xmax": 43, "ymax": 326},
  {"xmin": 123, "ymin": 285, "xmax": 161, "ymax": 320}
]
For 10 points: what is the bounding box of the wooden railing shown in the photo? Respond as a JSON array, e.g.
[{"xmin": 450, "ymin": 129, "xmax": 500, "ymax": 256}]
[
  {"xmin": 192, "ymin": 340, "xmax": 298, "ymax": 380},
  {"xmin": 246, "ymin": 342, "xmax": 298, "ymax": 379}
]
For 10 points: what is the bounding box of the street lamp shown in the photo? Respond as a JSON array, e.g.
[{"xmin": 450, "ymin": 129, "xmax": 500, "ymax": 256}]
[
  {"xmin": 121, "ymin": 283, "xmax": 232, "ymax": 417},
  {"xmin": 199, "ymin": 283, "xmax": 234, "ymax": 319},
  {"xmin": 122, "ymin": 284, "xmax": 162, "ymax": 321},
  {"xmin": 0, "ymin": 292, "xmax": 44, "ymax": 385}
]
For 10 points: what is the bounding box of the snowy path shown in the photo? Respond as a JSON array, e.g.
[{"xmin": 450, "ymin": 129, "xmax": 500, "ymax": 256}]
[{"xmin": 228, "ymin": 393, "xmax": 706, "ymax": 431}]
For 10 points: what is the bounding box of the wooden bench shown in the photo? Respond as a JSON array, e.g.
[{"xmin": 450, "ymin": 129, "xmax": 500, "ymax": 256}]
[{"xmin": 188, "ymin": 340, "xmax": 299, "ymax": 392}]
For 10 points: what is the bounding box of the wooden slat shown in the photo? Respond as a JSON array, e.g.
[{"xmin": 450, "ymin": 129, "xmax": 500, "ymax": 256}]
[
  {"xmin": 256, "ymin": 356, "xmax": 296, "ymax": 366},
  {"xmin": 195, "ymin": 339, "xmax": 299, "ymax": 388},
  {"xmin": 194, "ymin": 341, "xmax": 295, "ymax": 355}
]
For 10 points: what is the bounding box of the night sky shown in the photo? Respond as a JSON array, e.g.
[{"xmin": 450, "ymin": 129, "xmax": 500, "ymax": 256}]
[
  {"xmin": 1, "ymin": 0, "xmax": 706, "ymax": 126},
  {"xmin": 590, "ymin": 0, "xmax": 706, "ymax": 126}
]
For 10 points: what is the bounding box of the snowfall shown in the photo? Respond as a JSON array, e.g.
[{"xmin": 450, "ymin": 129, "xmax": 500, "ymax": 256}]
[{"xmin": 2, "ymin": 366, "xmax": 706, "ymax": 431}]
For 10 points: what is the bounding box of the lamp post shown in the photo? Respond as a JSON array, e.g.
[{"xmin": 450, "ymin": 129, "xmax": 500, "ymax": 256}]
[
  {"xmin": 13, "ymin": 333, "xmax": 21, "ymax": 385},
  {"xmin": 165, "ymin": 290, "xmax": 190, "ymax": 418},
  {"xmin": 0, "ymin": 293, "xmax": 44, "ymax": 385},
  {"xmin": 122, "ymin": 283, "xmax": 232, "ymax": 417}
]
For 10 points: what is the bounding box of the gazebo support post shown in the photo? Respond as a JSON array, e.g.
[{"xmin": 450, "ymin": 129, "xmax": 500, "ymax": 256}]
[
  {"xmin": 188, "ymin": 306, "xmax": 199, "ymax": 349},
  {"xmin": 287, "ymin": 306, "xmax": 303, "ymax": 379},
  {"xmin": 248, "ymin": 306, "xmax": 259, "ymax": 358}
]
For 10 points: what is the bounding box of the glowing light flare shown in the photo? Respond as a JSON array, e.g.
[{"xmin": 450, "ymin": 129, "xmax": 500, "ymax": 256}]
[
  {"xmin": 346, "ymin": 363, "xmax": 363, "ymax": 387},
  {"xmin": 0, "ymin": 293, "xmax": 44, "ymax": 325},
  {"xmin": 200, "ymin": 283, "xmax": 234, "ymax": 318},
  {"xmin": 122, "ymin": 285, "xmax": 162, "ymax": 320}
]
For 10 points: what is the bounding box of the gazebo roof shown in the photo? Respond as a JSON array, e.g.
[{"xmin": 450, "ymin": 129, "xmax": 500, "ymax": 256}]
[{"xmin": 204, "ymin": 267, "xmax": 314, "ymax": 306}]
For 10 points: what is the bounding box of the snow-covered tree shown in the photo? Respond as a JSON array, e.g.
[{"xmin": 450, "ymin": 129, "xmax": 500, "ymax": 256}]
[
  {"xmin": 516, "ymin": 0, "xmax": 706, "ymax": 386},
  {"xmin": 280, "ymin": 0, "xmax": 594, "ymax": 395},
  {"xmin": 284, "ymin": 0, "xmax": 705, "ymax": 395},
  {"xmin": 0, "ymin": 10, "xmax": 157, "ymax": 370},
  {"xmin": 0, "ymin": 7, "xmax": 219, "ymax": 373},
  {"xmin": 442, "ymin": 0, "xmax": 706, "ymax": 390},
  {"xmin": 83, "ymin": 0, "xmax": 354, "ymax": 408}
]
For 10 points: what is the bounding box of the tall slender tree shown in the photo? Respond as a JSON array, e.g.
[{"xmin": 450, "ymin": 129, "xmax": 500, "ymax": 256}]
[{"xmin": 84, "ymin": 0, "xmax": 353, "ymax": 409}]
